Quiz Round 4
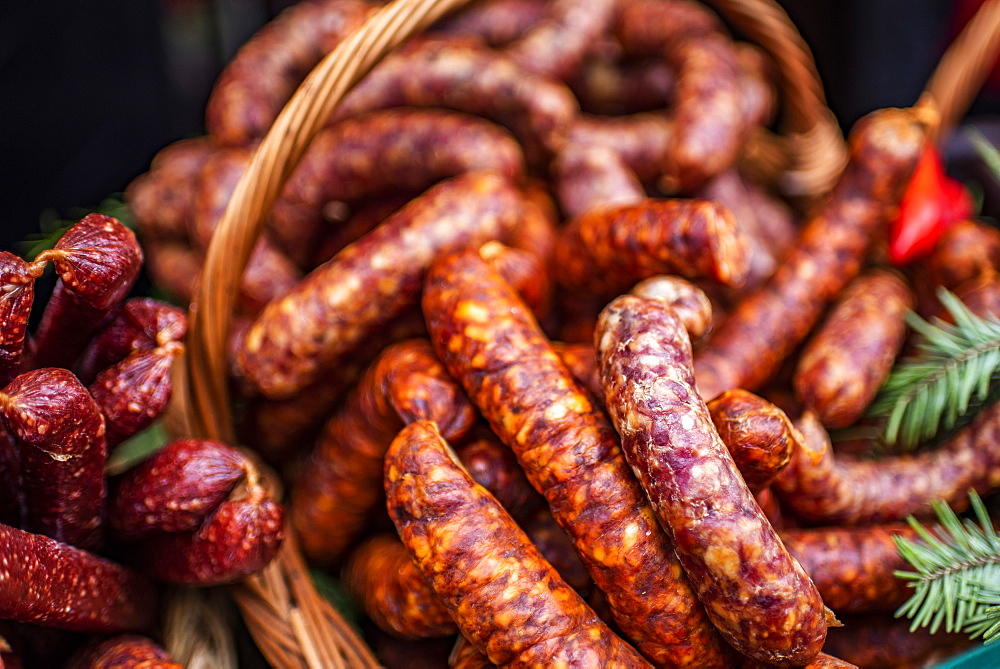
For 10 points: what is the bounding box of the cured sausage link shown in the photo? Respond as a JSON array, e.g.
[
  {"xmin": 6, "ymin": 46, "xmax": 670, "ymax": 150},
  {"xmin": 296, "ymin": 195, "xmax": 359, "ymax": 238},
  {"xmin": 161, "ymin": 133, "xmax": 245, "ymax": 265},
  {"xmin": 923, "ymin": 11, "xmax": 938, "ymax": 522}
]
[
  {"xmin": 423, "ymin": 249, "xmax": 735, "ymax": 667},
  {"xmin": 385, "ymin": 420, "xmax": 650, "ymax": 667},
  {"xmin": 595, "ymin": 294, "xmax": 827, "ymax": 666}
]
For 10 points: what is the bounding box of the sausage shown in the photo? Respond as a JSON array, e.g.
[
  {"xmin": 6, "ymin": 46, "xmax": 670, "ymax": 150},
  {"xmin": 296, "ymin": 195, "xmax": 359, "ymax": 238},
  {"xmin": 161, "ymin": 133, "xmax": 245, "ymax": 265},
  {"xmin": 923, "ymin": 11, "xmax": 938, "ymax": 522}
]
[
  {"xmin": 138, "ymin": 482, "xmax": 284, "ymax": 586},
  {"xmin": 694, "ymin": 169, "xmax": 797, "ymax": 294},
  {"xmin": 553, "ymin": 341, "xmax": 603, "ymax": 403},
  {"xmin": 565, "ymin": 113, "xmax": 674, "ymax": 183},
  {"xmin": 774, "ymin": 407, "xmax": 1000, "ymax": 525},
  {"xmin": 449, "ymin": 636, "xmax": 494, "ymax": 668},
  {"xmin": 569, "ymin": 56, "xmax": 676, "ymax": 116},
  {"xmin": 507, "ymin": 180, "xmax": 559, "ymax": 266},
  {"xmin": 615, "ymin": 0, "xmax": 722, "ymax": 58},
  {"xmin": 0, "ymin": 253, "xmax": 44, "ymax": 387},
  {"xmin": 0, "ymin": 522, "xmax": 157, "ymax": 633},
  {"xmin": 822, "ymin": 613, "xmax": 974, "ymax": 669},
  {"xmin": 430, "ymin": 0, "xmax": 547, "ymax": 47},
  {"xmin": 204, "ymin": 0, "xmax": 371, "ymax": 147},
  {"xmin": 706, "ymin": 389, "xmax": 796, "ymax": 493},
  {"xmin": 553, "ymin": 142, "xmax": 645, "ymax": 219},
  {"xmin": 740, "ymin": 653, "xmax": 859, "ymax": 669},
  {"xmin": 89, "ymin": 342, "xmax": 184, "ymax": 450},
  {"xmin": 734, "ymin": 42, "xmax": 779, "ymax": 130},
  {"xmin": 793, "ymin": 269, "xmax": 913, "ymax": 428},
  {"xmin": 520, "ymin": 506, "xmax": 592, "ymax": 595},
  {"xmin": 237, "ymin": 171, "xmax": 522, "ymax": 399},
  {"xmin": 124, "ymin": 136, "xmax": 215, "ymax": 240},
  {"xmin": 342, "ymin": 533, "xmax": 457, "ymax": 639},
  {"xmin": 454, "ymin": 427, "xmax": 541, "ymax": 520},
  {"xmin": 272, "ymin": 108, "xmax": 525, "ymax": 258},
  {"xmin": 503, "ymin": 0, "xmax": 617, "ymax": 81},
  {"xmin": 694, "ymin": 107, "xmax": 929, "ymax": 400},
  {"xmin": 66, "ymin": 635, "xmax": 181, "ymax": 669},
  {"xmin": 30, "ymin": 214, "xmax": 143, "ymax": 370},
  {"xmin": 310, "ymin": 193, "xmax": 413, "ymax": 268},
  {"xmin": 553, "ymin": 199, "xmax": 750, "ymax": 298},
  {"xmin": 0, "ymin": 368, "xmax": 106, "ymax": 551},
  {"xmin": 330, "ymin": 39, "xmax": 579, "ymax": 160},
  {"xmin": 595, "ymin": 294, "xmax": 828, "ymax": 665},
  {"xmin": 384, "ymin": 420, "xmax": 651, "ymax": 667},
  {"xmin": 779, "ymin": 525, "xmax": 919, "ymax": 615},
  {"xmin": 110, "ymin": 439, "xmax": 249, "ymax": 540},
  {"xmin": 477, "ymin": 241, "xmax": 552, "ymax": 320},
  {"xmin": 140, "ymin": 237, "xmax": 201, "ymax": 307},
  {"xmin": 423, "ymin": 249, "xmax": 735, "ymax": 667},
  {"xmin": 291, "ymin": 339, "xmax": 477, "ymax": 566},
  {"xmin": 78, "ymin": 298, "xmax": 186, "ymax": 384},
  {"xmin": 190, "ymin": 146, "xmax": 305, "ymax": 309},
  {"xmin": 927, "ymin": 218, "xmax": 1000, "ymax": 292},
  {"xmin": 631, "ymin": 275, "xmax": 713, "ymax": 341}
]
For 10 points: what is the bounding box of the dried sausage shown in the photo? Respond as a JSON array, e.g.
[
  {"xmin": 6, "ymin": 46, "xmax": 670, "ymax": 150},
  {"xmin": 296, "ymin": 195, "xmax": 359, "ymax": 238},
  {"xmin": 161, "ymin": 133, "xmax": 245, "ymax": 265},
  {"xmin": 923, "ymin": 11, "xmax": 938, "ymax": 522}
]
[
  {"xmin": 237, "ymin": 171, "xmax": 521, "ymax": 399},
  {"xmin": 779, "ymin": 525, "xmax": 918, "ymax": 615},
  {"xmin": 793, "ymin": 269, "xmax": 913, "ymax": 428},
  {"xmin": 822, "ymin": 613, "xmax": 973, "ymax": 669},
  {"xmin": 384, "ymin": 420, "xmax": 651, "ymax": 667},
  {"xmin": 204, "ymin": 0, "xmax": 371, "ymax": 147},
  {"xmin": 694, "ymin": 108, "xmax": 928, "ymax": 400},
  {"xmin": 423, "ymin": 249, "xmax": 734, "ymax": 667},
  {"xmin": 553, "ymin": 143, "xmax": 645, "ymax": 219},
  {"xmin": 0, "ymin": 522, "xmax": 157, "ymax": 633},
  {"xmin": 595, "ymin": 294, "xmax": 827, "ymax": 665},
  {"xmin": 503, "ymin": 0, "xmax": 616, "ymax": 81},
  {"xmin": 291, "ymin": 339, "xmax": 477, "ymax": 566},
  {"xmin": 30, "ymin": 214, "xmax": 143, "ymax": 370},
  {"xmin": 454, "ymin": 427, "xmax": 541, "ymax": 520},
  {"xmin": 430, "ymin": 0, "xmax": 546, "ymax": 47},
  {"xmin": 774, "ymin": 406, "xmax": 1000, "ymax": 525},
  {"xmin": 553, "ymin": 199, "xmax": 750, "ymax": 298},
  {"xmin": 565, "ymin": 114, "xmax": 674, "ymax": 183},
  {"xmin": 342, "ymin": 533, "xmax": 457, "ymax": 639},
  {"xmin": 0, "ymin": 253, "xmax": 44, "ymax": 387},
  {"xmin": 0, "ymin": 368, "xmax": 106, "ymax": 551},
  {"xmin": 631, "ymin": 275, "xmax": 713, "ymax": 341},
  {"xmin": 67, "ymin": 635, "xmax": 181, "ymax": 669},
  {"xmin": 706, "ymin": 389, "xmax": 796, "ymax": 493}
]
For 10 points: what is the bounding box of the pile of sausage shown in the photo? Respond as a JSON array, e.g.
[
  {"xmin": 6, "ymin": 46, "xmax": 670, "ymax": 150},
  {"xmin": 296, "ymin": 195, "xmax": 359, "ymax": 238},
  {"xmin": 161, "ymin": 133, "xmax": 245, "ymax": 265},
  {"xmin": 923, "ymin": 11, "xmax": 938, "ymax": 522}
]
[{"xmin": 118, "ymin": 0, "xmax": 1000, "ymax": 667}]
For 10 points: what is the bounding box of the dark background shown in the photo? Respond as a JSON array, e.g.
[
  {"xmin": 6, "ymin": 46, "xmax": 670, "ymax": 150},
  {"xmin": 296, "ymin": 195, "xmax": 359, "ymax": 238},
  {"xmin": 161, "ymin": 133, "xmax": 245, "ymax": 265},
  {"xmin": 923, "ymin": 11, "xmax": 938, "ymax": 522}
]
[{"xmin": 1, "ymin": 0, "xmax": 997, "ymax": 252}]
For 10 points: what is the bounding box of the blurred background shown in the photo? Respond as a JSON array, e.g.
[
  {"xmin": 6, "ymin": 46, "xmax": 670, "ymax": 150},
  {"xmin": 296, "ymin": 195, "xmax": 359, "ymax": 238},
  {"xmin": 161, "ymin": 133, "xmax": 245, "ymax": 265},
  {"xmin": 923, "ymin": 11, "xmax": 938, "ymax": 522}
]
[{"xmin": 1, "ymin": 0, "xmax": 998, "ymax": 250}]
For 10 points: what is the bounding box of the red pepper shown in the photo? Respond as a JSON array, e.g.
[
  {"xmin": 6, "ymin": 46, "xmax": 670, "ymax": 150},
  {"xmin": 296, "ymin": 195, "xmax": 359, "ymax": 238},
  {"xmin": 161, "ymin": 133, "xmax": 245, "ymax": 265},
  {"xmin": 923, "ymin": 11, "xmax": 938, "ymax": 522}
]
[{"xmin": 888, "ymin": 143, "xmax": 973, "ymax": 265}]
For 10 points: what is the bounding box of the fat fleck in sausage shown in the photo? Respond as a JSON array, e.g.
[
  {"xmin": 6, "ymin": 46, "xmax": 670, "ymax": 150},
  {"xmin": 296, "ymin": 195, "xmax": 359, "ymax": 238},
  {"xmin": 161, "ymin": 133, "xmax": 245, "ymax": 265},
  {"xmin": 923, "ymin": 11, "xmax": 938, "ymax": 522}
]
[
  {"xmin": 423, "ymin": 250, "xmax": 734, "ymax": 667},
  {"xmin": 385, "ymin": 420, "xmax": 651, "ymax": 667},
  {"xmin": 595, "ymin": 294, "xmax": 827, "ymax": 665}
]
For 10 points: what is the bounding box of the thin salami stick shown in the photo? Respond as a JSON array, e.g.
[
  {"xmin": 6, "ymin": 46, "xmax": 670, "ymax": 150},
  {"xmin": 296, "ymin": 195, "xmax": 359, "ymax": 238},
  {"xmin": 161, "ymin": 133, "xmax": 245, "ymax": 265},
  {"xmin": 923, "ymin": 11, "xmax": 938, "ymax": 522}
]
[
  {"xmin": 329, "ymin": 39, "xmax": 579, "ymax": 159},
  {"xmin": 793, "ymin": 270, "xmax": 913, "ymax": 428},
  {"xmin": 273, "ymin": 108, "xmax": 525, "ymax": 247},
  {"xmin": 291, "ymin": 338, "xmax": 477, "ymax": 566},
  {"xmin": 779, "ymin": 525, "xmax": 918, "ymax": 615},
  {"xmin": 0, "ymin": 253, "xmax": 44, "ymax": 387},
  {"xmin": 423, "ymin": 250, "xmax": 735, "ymax": 667},
  {"xmin": 553, "ymin": 199, "xmax": 750, "ymax": 298},
  {"xmin": 67, "ymin": 635, "xmax": 181, "ymax": 669},
  {"xmin": 237, "ymin": 171, "xmax": 522, "ymax": 399},
  {"xmin": 502, "ymin": 0, "xmax": 617, "ymax": 81},
  {"xmin": 205, "ymin": 0, "xmax": 371, "ymax": 147},
  {"xmin": 342, "ymin": 534, "xmax": 458, "ymax": 639},
  {"xmin": 595, "ymin": 294, "xmax": 827, "ymax": 666},
  {"xmin": 707, "ymin": 389, "xmax": 797, "ymax": 493},
  {"xmin": 30, "ymin": 214, "xmax": 143, "ymax": 371},
  {"xmin": 774, "ymin": 406, "xmax": 1000, "ymax": 525},
  {"xmin": 693, "ymin": 108, "xmax": 928, "ymax": 399},
  {"xmin": 0, "ymin": 522, "xmax": 157, "ymax": 633},
  {"xmin": 385, "ymin": 420, "xmax": 651, "ymax": 667},
  {"xmin": 0, "ymin": 368, "xmax": 106, "ymax": 551},
  {"xmin": 78, "ymin": 298, "xmax": 186, "ymax": 385}
]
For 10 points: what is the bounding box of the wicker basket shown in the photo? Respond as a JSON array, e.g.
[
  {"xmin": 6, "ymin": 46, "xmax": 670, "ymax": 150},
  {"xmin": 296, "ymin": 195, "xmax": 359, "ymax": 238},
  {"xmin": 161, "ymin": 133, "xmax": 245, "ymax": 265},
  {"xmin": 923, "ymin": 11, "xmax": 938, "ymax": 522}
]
[{"xmin": 167, "ymin": 0, "xmax": 1000, "ymax": 666}]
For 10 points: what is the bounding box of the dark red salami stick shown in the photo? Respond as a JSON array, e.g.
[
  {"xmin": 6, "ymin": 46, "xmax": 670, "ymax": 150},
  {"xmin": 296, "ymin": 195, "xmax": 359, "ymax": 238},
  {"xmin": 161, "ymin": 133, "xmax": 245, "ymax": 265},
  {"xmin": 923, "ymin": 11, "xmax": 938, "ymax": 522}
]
[
  {"xmin": 30, "ymin": 214, "xmax": 143, "ymax": 371},
  {"xmin": 595, "ymin": 294, "xmax": 827, "ymax": 666},
  {"xmin": 0, "ymin": 253, "xmax": 44, "ymax": 387},
  {"xmin": 0, "ymin": 522, "xmax": 157, "ymax": 633},
  {"xmin": 0, "ymin": 368, "xmax": 106, "ymax": 550}
]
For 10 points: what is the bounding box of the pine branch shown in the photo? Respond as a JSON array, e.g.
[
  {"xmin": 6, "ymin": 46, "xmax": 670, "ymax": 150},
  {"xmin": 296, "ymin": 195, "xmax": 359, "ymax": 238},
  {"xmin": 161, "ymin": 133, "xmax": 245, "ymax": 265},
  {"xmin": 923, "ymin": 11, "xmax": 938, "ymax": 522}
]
[
  {"xmin": 16, "ymin": 195, "xmax": 132, "ymax": 260},
  {"xmin": 867, "ymin": 289, "xmax": 1000, "ymax": 452},
  {"xmin": 895, "ymin": 490, "xmax": 1000, "ymax": 641}
]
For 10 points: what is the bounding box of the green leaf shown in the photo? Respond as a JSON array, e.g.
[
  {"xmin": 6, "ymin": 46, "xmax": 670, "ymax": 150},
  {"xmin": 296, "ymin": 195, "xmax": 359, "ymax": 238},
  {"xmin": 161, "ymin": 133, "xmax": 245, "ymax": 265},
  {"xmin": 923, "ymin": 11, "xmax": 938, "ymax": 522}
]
[
  {"xmin": 105, "ymin": 421, "xmax": 171, "ymax": 476},
  {"xmin": 16, "ymin": 195, "xmax": 133, "ymax": 260},
  {"xmin": 968, "ymin": 128, "xmax": 1000, "ymax": 188},
  {"xmin": 868, "ymin": 288, "xmax": 1000, "ymax": 452}
]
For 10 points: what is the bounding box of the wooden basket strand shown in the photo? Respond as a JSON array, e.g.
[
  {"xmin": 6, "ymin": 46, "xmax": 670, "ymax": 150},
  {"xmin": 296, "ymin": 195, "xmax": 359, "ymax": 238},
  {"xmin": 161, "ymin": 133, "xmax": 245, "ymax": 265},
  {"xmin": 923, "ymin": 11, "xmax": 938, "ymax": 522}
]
[{"xmin": 924, "ymin": 0, "xmax": 1000, "ymax": 145}]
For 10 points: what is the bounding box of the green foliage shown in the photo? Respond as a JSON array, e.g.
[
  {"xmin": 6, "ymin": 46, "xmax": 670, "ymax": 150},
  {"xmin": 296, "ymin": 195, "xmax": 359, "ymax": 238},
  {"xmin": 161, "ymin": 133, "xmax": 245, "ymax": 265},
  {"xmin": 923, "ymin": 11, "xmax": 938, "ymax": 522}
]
[
  {"xmin": 895, "ymin": 491, "xmax": 1000, "ymax": 642},
  {"xmin": 867, "ymin": 288, "xmax": 1000, "ymax": 452},
  {"xmin": 104, "ymin": 421, "xmax": 171, "ymax": 476},
  {"xmin": 17, "ymin": 195, "xmax": 132, "ymax": 260}
]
